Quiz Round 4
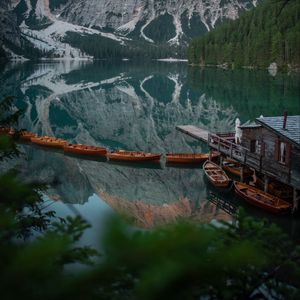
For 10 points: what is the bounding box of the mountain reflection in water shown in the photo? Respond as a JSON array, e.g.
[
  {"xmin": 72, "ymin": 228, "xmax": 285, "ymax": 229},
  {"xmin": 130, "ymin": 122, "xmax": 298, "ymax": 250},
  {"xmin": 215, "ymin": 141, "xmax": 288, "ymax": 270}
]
[{"xmin": 0, "ymin": 60, "xmax": 299, "ymax": 230}]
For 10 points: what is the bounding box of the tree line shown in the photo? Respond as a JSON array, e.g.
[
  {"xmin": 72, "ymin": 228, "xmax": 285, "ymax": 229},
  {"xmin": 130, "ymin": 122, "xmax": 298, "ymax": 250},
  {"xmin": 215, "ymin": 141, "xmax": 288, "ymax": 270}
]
[
  {"xmin": 63, "ymin": 32, "xmax": 186, "ymax": 60},
  {"xmin": 188, "ymin": 0, "xmax": 300, "ymax": 69}
]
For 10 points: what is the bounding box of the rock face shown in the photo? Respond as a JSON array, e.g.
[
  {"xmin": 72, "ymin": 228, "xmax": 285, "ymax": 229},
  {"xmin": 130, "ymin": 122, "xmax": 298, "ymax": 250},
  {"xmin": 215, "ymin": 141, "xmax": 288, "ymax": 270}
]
[
  {"xmin": 2, "ymin": 0, "xmax": 258, "ymax": 59},
  {"xmin": 58, "ymin": 0, "xmax": 258, "ymax": 44}
]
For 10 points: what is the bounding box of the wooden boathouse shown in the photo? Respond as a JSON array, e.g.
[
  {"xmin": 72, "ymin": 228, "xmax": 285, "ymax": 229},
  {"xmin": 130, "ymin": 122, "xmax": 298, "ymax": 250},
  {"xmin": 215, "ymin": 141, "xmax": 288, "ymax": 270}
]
[{"xmin": 177, "ymin": 114, "xmax": 300, "ymax": 212}]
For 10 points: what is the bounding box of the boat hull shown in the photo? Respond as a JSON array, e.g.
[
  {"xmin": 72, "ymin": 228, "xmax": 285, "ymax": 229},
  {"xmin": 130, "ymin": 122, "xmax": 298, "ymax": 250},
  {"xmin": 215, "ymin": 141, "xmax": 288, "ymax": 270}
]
[
  {"xmin": 166, "ymin": 152, "xmax": 219, "ymax": 164},
  {"xmin": 19, "ymin": 132, "xmax": 37, "ymax": 141},
  {"xmin": 234, "ymin": 181, "xmax": 291, "ymax": 214},
  {"xmin": 222, "ymin": 160, "xmax": 253, "ymax": 177},
  {"xmin": 107, "ymin": 151, "xmax": 161, "ymax": 162},
  {"xmin": 203, "ymin": 160, "xmax": 230, "ymax": 188},
  {"xmin": 31, "ymin": 137, "xmax": 67, "ymax": 149},
  {"xmin": 64, "ymin": 145, "xmax": 107, "ymax": 156}
]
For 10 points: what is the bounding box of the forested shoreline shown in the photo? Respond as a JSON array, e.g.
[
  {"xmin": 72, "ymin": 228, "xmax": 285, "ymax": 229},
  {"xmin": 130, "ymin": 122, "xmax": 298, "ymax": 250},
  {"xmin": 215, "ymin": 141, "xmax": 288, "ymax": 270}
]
[{"xmin": 188, "ymin": 0, "xmax": 300, "ymax": 70}]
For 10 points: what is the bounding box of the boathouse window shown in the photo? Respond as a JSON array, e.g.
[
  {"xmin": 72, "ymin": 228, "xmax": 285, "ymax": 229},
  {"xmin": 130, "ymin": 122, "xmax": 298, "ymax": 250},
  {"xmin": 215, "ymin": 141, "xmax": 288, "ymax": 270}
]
[
  {"xmin": 280, "ymin": 142, "xmax": 286, "ymax": 163},
  {"xmin": 250, "ymin": 140, "xmax": 263, "ymax": 155},
  {"xmin": 250, "ymin": 140, "xmax": 256, "ymax": 153},
  {"xmin": 250, "ymin": 140, "xmax": 262, "ymax": 155},
  {"xmin": 255, "ymin": 140, "xmax": 263, "ymax": 155},
  {"xmin": 274, "ymin": 139, "xmax": 291, "ymax": 165}
]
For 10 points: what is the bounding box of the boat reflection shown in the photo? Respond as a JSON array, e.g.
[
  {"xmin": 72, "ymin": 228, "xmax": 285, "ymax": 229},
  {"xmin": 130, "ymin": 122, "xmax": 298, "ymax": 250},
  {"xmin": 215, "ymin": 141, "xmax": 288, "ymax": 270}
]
[{"xmin": 9, "ymin": 143, "xmax": 233, "ymax": 227}]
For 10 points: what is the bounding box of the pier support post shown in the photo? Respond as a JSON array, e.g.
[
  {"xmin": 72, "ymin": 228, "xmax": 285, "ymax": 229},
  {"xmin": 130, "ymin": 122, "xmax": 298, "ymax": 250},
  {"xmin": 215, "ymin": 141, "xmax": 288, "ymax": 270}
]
[
  {"xmin": 292, "ymin": 188, "xmax": 299, "ymax": 213},
  {"xmin": 264, "ymin": 176, "xmax": 269, "ymax": 193},
  {"xmin": 209, "ymin": 148, "xmax": 212, "ymax": 161},
  {"xmin": 219, "ymin": 156, "xmax": 223, "ymax": 167},
  {"xmin": 240, "ymin": 166, "xmax": 244, "ymax": 183}
]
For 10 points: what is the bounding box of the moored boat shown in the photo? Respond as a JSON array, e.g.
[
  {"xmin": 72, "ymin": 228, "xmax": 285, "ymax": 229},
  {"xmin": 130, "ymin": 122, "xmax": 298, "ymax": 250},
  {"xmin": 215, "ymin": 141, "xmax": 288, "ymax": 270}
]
[
  {"xmin": 64, "ymin": 144, "xmax": 107, "ymax": 156},
  {"xmin": 31, "ymin": 136, "xmax": 67, "ymax": 148},
  {"xmin": 19, "ymin": 131, "xmax": 37, "ymax": 141},
  {"xmin": 166, "ymin": 152, "xmax": 219, "ymax": 164},
  {"xmin": 203, "ymin": 160, "xmax": 230, "ymax": 188},
  {"xmin": 0, "ymin": 128, "xmax": 37, "ymax": 140},
  {"xmin": 222, "ymin": 159, "xmax": 253, "ymax": 177},
  {"xmin": 107, "ymin": 150, "xmax": 161, "ymax": 162},
  {"xmin": 234, "ymin": 181, "xmax": 291, "ymax": 213}
]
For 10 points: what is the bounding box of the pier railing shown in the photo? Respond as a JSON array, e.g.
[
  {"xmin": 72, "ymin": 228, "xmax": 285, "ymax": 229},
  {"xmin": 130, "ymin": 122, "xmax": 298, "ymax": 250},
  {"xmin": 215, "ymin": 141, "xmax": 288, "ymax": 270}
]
[
  {"xmin": 208, "ymin": 133, "xmax": 291, "ymax": 184},
  {"xmin": 216, "ymin": 132, "xmax": 235, "ymax": 142}
]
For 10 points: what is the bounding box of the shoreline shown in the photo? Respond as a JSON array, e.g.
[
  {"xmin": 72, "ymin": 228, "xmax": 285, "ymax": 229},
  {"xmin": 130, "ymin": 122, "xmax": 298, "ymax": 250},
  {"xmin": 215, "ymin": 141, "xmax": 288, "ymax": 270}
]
[{"xmin": 188, "ymin": 62, "xmax": 300, "ymax": 73}]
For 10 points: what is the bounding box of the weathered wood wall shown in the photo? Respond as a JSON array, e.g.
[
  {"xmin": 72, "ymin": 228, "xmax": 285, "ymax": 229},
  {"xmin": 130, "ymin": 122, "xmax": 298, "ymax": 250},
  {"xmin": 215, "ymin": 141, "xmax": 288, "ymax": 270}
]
[
  {"xmin": 291, "ymin": 148, "xmax": 300, "ymax": 189},
  {"xmin": 240, "ymin": 127, "xmax": 300, "ymax": 189}
]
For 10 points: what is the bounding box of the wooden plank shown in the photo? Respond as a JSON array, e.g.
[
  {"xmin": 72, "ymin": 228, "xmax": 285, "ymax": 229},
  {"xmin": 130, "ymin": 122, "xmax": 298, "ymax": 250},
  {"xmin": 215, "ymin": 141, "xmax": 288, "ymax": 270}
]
[{"xmin": 176, "ymin": 125, "xmax": 209, "ymax": 143}]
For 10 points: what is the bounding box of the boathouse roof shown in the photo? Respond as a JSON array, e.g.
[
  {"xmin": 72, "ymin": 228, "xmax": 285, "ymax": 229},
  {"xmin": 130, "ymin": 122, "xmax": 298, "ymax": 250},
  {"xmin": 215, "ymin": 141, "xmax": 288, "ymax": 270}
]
[
  {"xmin": 256, "ymin": 115, "xmax": 300, "ymax": 146},
  {"xmin": 239, "ymin": 120, "xmax": 261, "ymax": 129}
]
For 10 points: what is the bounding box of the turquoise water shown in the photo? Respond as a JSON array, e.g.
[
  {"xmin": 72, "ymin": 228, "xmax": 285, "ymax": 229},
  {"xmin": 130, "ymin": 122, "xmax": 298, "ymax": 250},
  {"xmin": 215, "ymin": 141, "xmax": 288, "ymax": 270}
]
[{"xmin": 0, "ymin": 60, "xmax": 299, "ymax": 237}]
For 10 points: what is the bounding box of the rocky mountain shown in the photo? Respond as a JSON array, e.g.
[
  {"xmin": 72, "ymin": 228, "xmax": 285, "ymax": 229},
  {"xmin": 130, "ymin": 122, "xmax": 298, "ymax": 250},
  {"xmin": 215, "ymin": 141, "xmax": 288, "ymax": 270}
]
[
  {"xmin": 58, "ymin": 0, "xmax": 258, "ymax": 44},
  {"xmin": 1, "ymin": 0, "xmax": 259, "ymax": 60}
]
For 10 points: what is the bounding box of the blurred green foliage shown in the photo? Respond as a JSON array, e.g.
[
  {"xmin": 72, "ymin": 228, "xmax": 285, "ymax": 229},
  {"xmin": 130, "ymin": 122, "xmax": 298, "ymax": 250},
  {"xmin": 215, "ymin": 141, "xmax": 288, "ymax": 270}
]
[{"xmin": 0, "ymin": 96, "xmax": 299, "ymax": 299}]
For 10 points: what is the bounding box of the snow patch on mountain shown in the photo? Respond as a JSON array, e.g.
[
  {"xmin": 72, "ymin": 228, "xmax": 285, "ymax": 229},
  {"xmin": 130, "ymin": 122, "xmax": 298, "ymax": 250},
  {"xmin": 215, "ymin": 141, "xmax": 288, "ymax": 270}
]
[
  {"xmin": 117, "ymin": 5, "xmax": 144, "ymax": 33},
  {"xmin": 58, "ymin": 0, "xmax": 258, "ymax": 44},
  {"xmin": 35, "ymin": 0, "xmax": 51, "ymax": 19},
  {"xmin": 168, "ymin": 14, "xmax": 183, "ymax": 45},
  {"xmin": 20, "ymin": 16, "xmax": 128, "ymax": 58},
  {"xmin": 4, "ymin": 0, "xmax": 259, "ymax": 60}
]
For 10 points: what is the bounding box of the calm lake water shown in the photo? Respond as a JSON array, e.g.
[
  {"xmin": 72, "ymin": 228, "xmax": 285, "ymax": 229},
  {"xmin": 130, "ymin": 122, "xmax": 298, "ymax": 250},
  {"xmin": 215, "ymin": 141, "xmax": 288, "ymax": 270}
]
[{"xmin": 1, "ymin": 60, "xmax": 300, "ymax": 241}]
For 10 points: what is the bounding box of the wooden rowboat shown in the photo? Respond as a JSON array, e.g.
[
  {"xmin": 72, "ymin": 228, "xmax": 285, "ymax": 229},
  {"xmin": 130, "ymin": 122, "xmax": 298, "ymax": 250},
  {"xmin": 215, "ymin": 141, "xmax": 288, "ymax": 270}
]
[
  {"xmin": 64, "ymin": 144, "xmax": 107, "ymax": 156},
  {"xmin": 31, "ymin": 136, "xmax": 67, "ymax": 148},
  {"xmin": 0, "ymin": 128, "xmax": 36, "ymax": 141},
  {"xmin": 203, "ymin": 160, "xmax": 230, "ymax": 188},
  {"xmin": 166, "ymin": 152, "xmax": 219, "ymax": 164},
  {"xmin": 222, "ymin": 159, "xmax": 253, "ymax": 177},
  {"xmin": 19, "ymin": 131, "xmax": 37, "ymax": 141},
  {"xmin": 234, "ymin": 181, "xmax": 291, "ymax": 214},
  {"xmin": 107, "ymin": 150, "xmax": 161, "ymax": 162}
]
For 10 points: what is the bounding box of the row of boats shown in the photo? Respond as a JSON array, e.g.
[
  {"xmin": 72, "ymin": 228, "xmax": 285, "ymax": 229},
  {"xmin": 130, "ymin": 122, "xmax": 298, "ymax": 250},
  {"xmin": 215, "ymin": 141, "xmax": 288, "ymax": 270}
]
[
  {"xmin": 2, "ymin": 129, "xmax": 220, "ymax": 163},
  {"xmin": 1, "ymin": 128, "xmax": 293, "ymax": 214},
  {"xmin": 202, "ymin": 160, "xmax": 292, "ymax": 214}
]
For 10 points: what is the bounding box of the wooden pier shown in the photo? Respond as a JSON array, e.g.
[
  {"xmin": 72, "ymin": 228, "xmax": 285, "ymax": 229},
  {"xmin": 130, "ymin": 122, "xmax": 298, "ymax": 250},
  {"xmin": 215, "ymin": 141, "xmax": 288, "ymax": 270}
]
[
  {"xmin": 176, "ymin": 125, "xmax": 209, "ymax": 143},
  {"xmin": 175, "ymin": 122, "xmax": 300, "ymax": 212},
  {"xmin": 208, "ymin": 133, "xmax": 292, "ymax": 185}
]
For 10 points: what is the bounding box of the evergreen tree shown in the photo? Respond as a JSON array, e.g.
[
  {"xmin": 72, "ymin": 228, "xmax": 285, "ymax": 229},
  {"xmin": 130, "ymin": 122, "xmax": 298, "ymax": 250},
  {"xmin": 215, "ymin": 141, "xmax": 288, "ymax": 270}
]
[{"xmin": 188, "ymin": 0, "xmax": 300, "ymax": 69}]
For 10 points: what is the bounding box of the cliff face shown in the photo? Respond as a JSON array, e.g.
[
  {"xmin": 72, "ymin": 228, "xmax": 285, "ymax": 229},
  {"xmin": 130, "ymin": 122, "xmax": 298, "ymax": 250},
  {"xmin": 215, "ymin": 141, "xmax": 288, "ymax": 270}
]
[
  {"xmin": 2, "ymin": 0, "xmax": 258, "ymax": 59},
  {"xmin": 58, "ymin": 0, "xmax": 258, "ymax": 45}
]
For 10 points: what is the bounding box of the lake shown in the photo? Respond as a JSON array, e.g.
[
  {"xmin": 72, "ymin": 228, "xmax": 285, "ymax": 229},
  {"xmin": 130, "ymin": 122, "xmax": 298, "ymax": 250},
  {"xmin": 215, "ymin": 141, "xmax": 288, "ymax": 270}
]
[{"xmin": 0, "ymin": 60, "xmax": 299, "ymax": 241}]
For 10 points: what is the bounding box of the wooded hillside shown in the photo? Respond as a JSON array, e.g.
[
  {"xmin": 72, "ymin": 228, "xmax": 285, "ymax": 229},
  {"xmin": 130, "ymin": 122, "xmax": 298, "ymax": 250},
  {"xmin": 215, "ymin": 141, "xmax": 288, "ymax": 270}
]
[{"xmin": 188, "ymin": 0, "xmax": 300, "ymax": 69}]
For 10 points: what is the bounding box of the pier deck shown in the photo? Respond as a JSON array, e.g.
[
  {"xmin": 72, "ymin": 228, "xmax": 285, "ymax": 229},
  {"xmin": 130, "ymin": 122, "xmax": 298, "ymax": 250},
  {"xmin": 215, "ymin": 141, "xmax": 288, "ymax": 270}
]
[{"xmin": 176, "ymin": 125, "xmax": 209, "ymax": 143}]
